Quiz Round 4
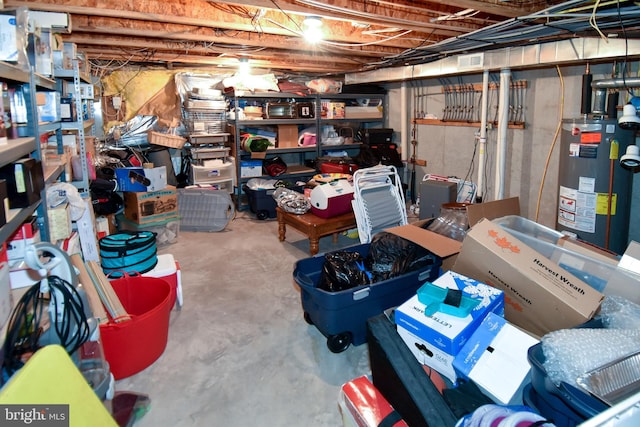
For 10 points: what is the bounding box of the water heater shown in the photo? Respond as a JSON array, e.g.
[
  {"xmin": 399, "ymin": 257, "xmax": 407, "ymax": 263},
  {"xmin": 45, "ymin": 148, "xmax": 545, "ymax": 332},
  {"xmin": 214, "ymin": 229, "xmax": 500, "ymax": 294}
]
[{"xmin": 556, "ymin": 118, "xmax": 634, "ymax": 254}]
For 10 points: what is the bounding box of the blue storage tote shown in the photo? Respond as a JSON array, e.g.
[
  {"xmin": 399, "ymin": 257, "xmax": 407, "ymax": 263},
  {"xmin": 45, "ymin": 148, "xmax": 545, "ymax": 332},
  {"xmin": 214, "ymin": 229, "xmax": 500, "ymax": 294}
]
[
  {"xmin": 293, "ymin": 243, "xmax": 441, "ymax": 353},
  {"xmin": 527, "ymin": 341, "xmax": 609, "ymax": 424}
]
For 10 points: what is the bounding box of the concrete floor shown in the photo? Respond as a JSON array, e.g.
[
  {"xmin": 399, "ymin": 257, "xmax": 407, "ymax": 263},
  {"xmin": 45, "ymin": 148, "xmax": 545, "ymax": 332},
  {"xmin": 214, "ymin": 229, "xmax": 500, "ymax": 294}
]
[{"xmin": 115, "ymin": 210, "xmax": 370, "ymax": 426}]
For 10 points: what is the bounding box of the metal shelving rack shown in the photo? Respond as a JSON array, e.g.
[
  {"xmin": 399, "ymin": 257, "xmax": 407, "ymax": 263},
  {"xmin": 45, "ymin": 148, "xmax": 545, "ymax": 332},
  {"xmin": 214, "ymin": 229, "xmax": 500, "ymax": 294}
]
[
  {"xmin": 227, "ymin": 91, "xmax": 388, "ymax": 211},
  {"xmin": 54, "ymin": 59, "xmax": 95, "ymax": 196},
  {"xmin": 0, "ymin": 61, "xmax": 57, "ymax": 243},
  {"xmin": 227, "ymin": 91, "xmax": 318, "ymax": 210}
]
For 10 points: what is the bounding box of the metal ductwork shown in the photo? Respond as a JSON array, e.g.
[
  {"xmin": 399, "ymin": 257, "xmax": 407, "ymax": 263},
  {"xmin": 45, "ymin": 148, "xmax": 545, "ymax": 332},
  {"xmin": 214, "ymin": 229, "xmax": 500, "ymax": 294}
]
[{"xmin": 590, "ymin": 77, "xmax": 640, "ymax": 116}]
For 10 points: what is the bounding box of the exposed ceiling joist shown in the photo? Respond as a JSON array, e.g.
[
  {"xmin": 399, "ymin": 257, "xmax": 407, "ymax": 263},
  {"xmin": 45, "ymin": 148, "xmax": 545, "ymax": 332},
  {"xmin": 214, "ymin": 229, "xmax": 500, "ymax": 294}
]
[{"xmin": 4, "ymin": 0, "xmax": 638, "ymax": 78}]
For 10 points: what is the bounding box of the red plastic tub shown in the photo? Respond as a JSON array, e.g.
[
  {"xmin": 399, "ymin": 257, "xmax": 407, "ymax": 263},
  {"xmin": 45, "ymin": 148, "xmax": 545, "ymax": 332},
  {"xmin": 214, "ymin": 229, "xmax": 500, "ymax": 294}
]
[{"xmin": 100, "ymin": 275, "xmax": 173, "ymax": 380}]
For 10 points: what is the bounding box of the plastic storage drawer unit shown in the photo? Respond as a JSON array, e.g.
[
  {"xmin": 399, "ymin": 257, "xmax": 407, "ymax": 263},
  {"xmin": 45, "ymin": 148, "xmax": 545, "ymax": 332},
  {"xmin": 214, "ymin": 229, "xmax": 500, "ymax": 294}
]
[
  {"xmin": 190, "ymin": 158, "xmax": 235, "ymax": 186},
  {"xmin": 293, "ymin": 243, "xmax": 441, "ymax": 353}
]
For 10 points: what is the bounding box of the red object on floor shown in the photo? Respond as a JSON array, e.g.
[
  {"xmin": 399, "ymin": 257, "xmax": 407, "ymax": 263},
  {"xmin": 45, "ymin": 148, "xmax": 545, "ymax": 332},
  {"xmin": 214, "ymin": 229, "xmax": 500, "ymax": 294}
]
[
  {"xmin": 340, "ymin": 375, "xmax": 409, "ymax": 427},
  {"xmin": 100, "ymin": 275, "xmax": 173, "ymax": 380},
  {"xmin": 142, "ymin": 253, "xmax": 181, "ymax": 308}
]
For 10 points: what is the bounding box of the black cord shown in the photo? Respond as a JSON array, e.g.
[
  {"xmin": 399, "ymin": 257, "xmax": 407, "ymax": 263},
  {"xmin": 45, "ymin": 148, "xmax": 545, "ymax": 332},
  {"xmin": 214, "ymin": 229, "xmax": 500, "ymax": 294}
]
[
  {"xmin": 47, "ymin": 276, "xmax": 91, "ymax": 355},
  {"xmin": 2, "ymin": 284, "xmax": 46, "ymax": 382},
  {"xmin": 2, "ymin": 276, "xmax": 91, "ymax": 384}
]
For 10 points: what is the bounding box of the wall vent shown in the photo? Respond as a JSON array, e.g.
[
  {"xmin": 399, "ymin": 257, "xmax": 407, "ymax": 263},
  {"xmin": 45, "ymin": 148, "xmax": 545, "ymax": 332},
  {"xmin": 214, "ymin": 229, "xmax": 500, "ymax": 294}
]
[{"xmin": 457, "ymin": 53, "xmax": 484, "ymax": 69}]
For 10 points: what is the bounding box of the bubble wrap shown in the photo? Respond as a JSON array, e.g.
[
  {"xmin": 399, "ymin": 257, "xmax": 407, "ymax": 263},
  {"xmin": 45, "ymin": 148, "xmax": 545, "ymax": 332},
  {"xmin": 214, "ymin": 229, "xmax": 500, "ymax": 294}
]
[
  {"xmin": 542, "ymin": 328, "xmax": 640, "ymax": 387},
  {"xmin": 597, "ymin": 295, "xmax": 640, "ymax": 329}
]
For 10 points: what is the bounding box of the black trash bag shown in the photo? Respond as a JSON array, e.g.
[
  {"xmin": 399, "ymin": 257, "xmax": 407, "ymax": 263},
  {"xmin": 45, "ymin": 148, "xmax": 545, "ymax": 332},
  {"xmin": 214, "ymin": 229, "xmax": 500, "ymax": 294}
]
[
  {"xmin": 318, "ymin": 250, "xmax": 371, "ymax": 292},
  {"xmin": 366, "ymin": 232, "xmax": 437, "ymax": 281},
  {"xmin": 352, "ymin": 144, "xmax": 380, "ymax": 168}
]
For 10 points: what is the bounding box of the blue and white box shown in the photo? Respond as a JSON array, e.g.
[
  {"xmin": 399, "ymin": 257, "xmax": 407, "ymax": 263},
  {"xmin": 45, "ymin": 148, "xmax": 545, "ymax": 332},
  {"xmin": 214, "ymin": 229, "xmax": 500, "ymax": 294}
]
[
  {"xmin": 240, "ymin": 160, "xmax": 263, "ymax": 178},
  {"xmin": 395, "ymin": 270, "xmax": 504, "ymax": 358},
  {"xmin": 396, "ymin": 326, "xmax": 460, "ymax": 383},
  {"xmin": 453, "ymin": 312, "xmax": 538, "ymax": 405},
  {"xmin": 115, "ymin": 166, "xmax": 167, "ymax": 192}
]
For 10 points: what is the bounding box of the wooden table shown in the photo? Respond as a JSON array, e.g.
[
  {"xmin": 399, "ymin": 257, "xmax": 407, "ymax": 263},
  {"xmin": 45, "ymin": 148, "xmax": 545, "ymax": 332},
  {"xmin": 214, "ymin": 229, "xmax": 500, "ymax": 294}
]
[{"xmin": 276, "ymin": 207, "xmax": 357, "ymax": 255}]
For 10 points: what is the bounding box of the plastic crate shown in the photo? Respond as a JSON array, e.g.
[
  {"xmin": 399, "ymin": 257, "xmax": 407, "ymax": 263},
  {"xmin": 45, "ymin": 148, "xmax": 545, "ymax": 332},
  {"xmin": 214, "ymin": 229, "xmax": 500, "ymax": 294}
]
[
  {"xmin": 177, "ymin": 188, "xmax": 235, "ymax": 232},
  {"xmin": 243, "ymin": 184, "xmax": 304, "ymax": 220},
  {"xmin": 495, "ymin": 215, "xmax": 616, "ymax": 292},
  {"xmin": 293, "ymin": 243, "xmax": 441, "ymax": 353}
]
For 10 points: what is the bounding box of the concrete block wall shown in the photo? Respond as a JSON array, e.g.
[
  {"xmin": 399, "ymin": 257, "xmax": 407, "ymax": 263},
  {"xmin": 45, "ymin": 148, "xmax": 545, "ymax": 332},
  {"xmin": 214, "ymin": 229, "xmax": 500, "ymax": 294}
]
[{"xmin": 384, "ymin": 63, "xmax": 640, "ymax": 248}]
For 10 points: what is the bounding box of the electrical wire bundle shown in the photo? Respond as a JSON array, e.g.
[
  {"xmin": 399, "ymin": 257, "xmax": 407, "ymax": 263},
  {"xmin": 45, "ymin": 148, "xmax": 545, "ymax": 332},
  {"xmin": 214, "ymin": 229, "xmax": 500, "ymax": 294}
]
[{"xmin": 2, "ymin": 275, "xmax": 91, "ymax": 383}]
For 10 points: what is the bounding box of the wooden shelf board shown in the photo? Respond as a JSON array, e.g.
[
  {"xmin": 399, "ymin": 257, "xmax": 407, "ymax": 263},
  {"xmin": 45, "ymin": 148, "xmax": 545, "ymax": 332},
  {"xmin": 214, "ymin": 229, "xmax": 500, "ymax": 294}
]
[{"xmin": 414, "ymin": 118, "xmax": 525, "ymax": 129}]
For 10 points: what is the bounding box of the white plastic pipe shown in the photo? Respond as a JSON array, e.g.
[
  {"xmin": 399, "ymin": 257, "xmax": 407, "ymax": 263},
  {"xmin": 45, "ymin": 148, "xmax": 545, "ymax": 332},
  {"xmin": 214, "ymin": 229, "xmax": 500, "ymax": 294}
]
[
  {"xmin": 400, "ymin": 82, "xmax": 409, "ymax": 162},
  {"xmin": 494, "ymin": 68, "xmax": 511, "ymax": 200},
  {"xmin": 477, "ymin": 70, "xmax": 489, "ymax": 202}
]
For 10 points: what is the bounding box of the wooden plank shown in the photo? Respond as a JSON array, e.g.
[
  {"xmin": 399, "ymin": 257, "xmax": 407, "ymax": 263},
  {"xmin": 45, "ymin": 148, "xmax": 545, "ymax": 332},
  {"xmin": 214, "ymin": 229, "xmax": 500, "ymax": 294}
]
[
  {"xmin": 71, "ymin": 254, "xmax": 108, "ymax": 325},
  {"xmin": 414, "ymin": 118, "xmax": 525, "ymax": 129}
]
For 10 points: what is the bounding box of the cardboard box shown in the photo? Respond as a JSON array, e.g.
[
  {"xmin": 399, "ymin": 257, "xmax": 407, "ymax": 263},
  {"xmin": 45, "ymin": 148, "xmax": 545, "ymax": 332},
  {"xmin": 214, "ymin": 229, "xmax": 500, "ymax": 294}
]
[
  {"xmin": 115, "ymin": 166, "xmax": 167, "ymax": 192},
  {"xmin": 47, "ymin": 202, "xmax": 72, "ymax": 242},
  {"xmin": 396, "ymin": 326, "xmax": 459, "ymax": 383},
  {"xmin": 453, "ymin": 312, "xmax": 539, "ymax": 405},
  {"xmin": 321, "ymin": 101, "xmax": 345, "ymax": 119},
  {"xmin": 387, "ymin": 197, "xmax": 520, "ymax": 271},
  {"xmin": 240, "ymin": 160, "xmax": 263, "ymax": 178},
  {"xmin": 345, "ymin": 106, "xmax": 383, "ymax": 119},
  {"xmin": 36, "ymin": 91, "xmax": 61, "ymax": 123},
  {"xmin": 123, "ymin": 185, "xmax": 178, "ymax": 224},
  {"xmin": 395, "ymin": 271, "xmax": 504, "ymax": 355},
  {"xmin": 0, "ymin": 14, "xmax": 19, "ymax": 62},
  {"xmin": 277, "ymin": 124, "xmax": 299, "ymax": 148},
  {"xmin": 453, "ymin": 218, "xmax": 605, "ymax": 337}
]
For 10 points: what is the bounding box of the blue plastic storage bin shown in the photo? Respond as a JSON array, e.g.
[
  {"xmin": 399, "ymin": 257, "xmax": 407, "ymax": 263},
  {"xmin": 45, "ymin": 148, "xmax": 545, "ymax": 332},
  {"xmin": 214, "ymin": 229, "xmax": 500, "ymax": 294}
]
[
  {"xmin": 527, "ymin": 342, "xmax": 609, "ymax": 423},
  {"xmin": 293, "ymin": 243, "xmax": 441, "ymax": 353},
  {"xmin": 523, "ymin": 382, "xmax": 589, "ymax": 427}
]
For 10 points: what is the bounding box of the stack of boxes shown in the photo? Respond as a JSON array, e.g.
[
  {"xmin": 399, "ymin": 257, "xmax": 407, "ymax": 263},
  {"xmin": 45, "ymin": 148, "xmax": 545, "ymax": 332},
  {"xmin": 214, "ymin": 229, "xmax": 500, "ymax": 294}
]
[
  {"xmin": 116, "ymin": 166, "xmax": 179, "ymax": 246},
  {"xmin": 344, "ymin": 197, "xmax": 618, "ymax": 423}
]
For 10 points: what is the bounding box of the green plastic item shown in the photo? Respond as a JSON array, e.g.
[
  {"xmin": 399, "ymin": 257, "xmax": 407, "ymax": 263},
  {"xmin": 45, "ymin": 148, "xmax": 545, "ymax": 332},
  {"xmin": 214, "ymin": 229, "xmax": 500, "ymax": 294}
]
[
  {"xmin": 247, "ymin": 137, "xmax": 271, "ymax": 152},
  {"xmin": 417, "ymin": 281, "xmax": 480, "ymax": 317}
]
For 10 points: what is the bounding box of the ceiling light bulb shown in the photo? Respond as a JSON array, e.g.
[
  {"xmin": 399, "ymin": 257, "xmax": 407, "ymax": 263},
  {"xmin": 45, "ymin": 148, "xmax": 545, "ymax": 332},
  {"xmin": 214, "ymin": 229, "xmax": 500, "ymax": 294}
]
[
  {"xmin": 303, "ymin": 16, "xmax": 323, "ymax": 44},
  {"xmin": 238, "ymin": 58, "xmax": 250, "ymax": 76}
]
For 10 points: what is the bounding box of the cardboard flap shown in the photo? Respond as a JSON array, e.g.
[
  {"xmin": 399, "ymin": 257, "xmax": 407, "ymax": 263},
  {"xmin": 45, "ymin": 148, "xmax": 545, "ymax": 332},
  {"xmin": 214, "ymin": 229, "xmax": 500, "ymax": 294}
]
[
  {"xmin": 385, "ymin": 225, "xmax": 461, "ymax": 258},
  {"xmin": 466, "ymin": 197, "xmax": 520, "ymax": 227}
]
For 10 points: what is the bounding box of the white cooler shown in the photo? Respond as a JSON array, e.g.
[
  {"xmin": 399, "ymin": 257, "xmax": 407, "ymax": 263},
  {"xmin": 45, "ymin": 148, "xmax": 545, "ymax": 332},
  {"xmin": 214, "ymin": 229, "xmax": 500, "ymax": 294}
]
[{"xmin": 143, "ymin": 253, "xmax": 183, "ymax": 308}]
